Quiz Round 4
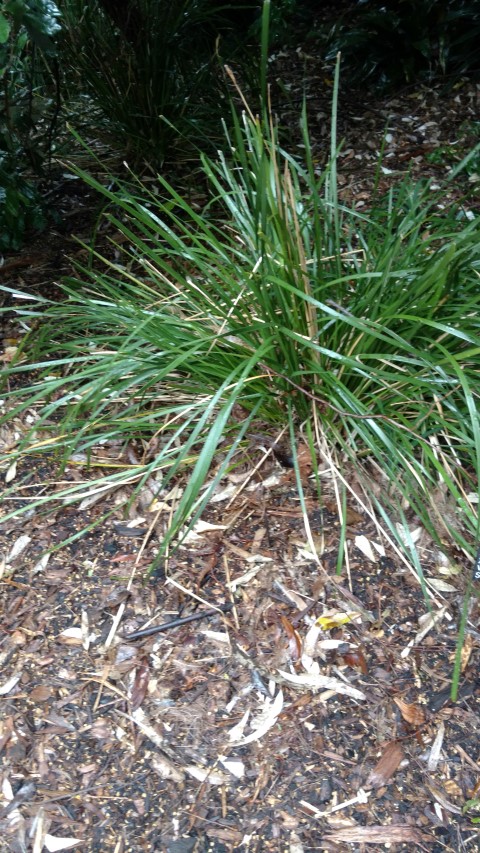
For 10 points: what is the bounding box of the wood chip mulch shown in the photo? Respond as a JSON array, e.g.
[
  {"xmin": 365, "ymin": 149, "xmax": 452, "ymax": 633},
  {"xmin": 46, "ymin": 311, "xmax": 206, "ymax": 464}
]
[{"xmin": 1, "ymin": 442, "xmax": 479, "ymax": 852}]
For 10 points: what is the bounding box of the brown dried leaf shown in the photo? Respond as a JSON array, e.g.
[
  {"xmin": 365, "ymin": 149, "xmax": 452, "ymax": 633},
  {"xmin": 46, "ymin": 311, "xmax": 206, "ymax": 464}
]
[
  {"xmin": 324, "ymin": 500, "xmax": 363, "ymax": 525},
  {"xmin": 366, "ymin": 741, "xmax": 404, "ymax": 788},
  {"xmin": 101, "ymin": 586, "xmax": 131, "ymax": 610},
  {"xmin": 393, "ymin": 697, "xmax": 426, "ymax": 727},
  {"xmin": 130, "ymin": 659, "xmax": 150, "ymax": 711},
  {"xmin": 297, "ymin": 441, "xmax": 313, "ymax": 479},
  {"xmin": 29, "ymin": 685, "xmax": 54, "ymax": 703},
  {"xmin": 343, "ymin": 648, "xmax": 368, "ymax": 675},
  {"xmin": 280, "ymin": 615, "xmax": 302, "ymax": 661},
  {"xmin": 460, "ymin": 633, "xmax": 474, "ymax": 671}
]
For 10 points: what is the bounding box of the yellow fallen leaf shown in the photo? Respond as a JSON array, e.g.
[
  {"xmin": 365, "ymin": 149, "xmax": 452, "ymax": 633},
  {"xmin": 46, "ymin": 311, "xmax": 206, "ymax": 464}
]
[{"xmin": 316, "ymin": 611, "xmax": 361, "ymax": 630}]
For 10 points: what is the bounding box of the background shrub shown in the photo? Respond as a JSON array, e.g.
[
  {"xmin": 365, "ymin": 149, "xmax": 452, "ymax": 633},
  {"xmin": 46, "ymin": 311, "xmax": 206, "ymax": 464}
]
[
  {"xmin": 0, "ymin": 0, "xmax": 61, "ymax": 251},
  {"xmin": 59, "ymin": 0, "xmax": 260, "ymax": 166},
  {"xmin": 326, "ymin": 0, "xmax": 480, "ymax": 91}
]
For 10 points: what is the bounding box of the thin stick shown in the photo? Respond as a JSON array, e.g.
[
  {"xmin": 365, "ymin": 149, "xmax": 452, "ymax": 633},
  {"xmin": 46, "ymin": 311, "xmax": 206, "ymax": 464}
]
[{"xmin": 123, "ymin": 603, "xmax": 233, "ymax": 640}]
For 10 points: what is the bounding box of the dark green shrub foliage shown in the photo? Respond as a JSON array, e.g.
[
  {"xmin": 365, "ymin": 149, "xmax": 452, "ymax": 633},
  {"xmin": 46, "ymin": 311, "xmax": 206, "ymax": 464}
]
[
  {"xmin": 326, "ymin": 0, "xmax": 480, "ymax": 91},
  {"xmin": 0, "ymin": 0, "xmax": 61, "ymax": 251},
  {"xmin": 0, "ymin": 166, "xmax": 47, "ymax": 251},
  {"xmin": 59, "ymin": 0, "xmax": 259, "ymax": 166}
]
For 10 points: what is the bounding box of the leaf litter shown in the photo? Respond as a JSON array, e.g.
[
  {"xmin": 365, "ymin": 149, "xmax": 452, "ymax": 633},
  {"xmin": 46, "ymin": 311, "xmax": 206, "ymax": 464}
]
[{"xmin": 1, "ymin": 423, "xmax": 479, "ymax": 852}]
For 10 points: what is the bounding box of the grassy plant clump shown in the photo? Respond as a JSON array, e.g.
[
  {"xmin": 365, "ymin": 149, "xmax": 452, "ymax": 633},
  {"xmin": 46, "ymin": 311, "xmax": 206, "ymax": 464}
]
[{"xmin": 2, "ymin": 55, "xmax": 480, "ymax": 567}]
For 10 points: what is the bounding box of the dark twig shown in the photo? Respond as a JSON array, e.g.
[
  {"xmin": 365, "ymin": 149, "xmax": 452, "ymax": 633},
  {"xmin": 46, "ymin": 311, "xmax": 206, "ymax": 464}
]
[{"xmin": 123, "ymin": 602, "xmax": 233, "ymax": 640}]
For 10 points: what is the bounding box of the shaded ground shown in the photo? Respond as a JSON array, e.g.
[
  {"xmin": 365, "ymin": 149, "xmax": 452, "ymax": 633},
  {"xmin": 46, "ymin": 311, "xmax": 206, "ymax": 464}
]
[{"xmin": 1, "ymin": 36, "xmax": 480, "ymax": 853}]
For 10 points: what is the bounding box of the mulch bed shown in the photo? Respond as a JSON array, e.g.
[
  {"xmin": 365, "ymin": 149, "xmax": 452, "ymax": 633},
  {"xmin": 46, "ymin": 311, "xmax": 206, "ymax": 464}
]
[{"xmin": 1, "ymin": 443, "xmax": 479, "ymax": 851}]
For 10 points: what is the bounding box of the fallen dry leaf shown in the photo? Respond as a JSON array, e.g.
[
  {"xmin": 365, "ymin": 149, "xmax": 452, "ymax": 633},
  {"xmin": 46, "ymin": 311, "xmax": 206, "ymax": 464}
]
[
  {"xmin": 56, "ymin": 627, "xmax": 83, "ymax": 646},
  {"xmin": 280, "ymin": 614, "xmax": 302, "ymax": 660},
  {"xmin": 277, "ymin": 670, "xmax": 365, "ymax": 701},
  {"xmin": 354, "ymin": 535, "xmax": 378, "ymax": 562},
  {"xmin": 230, "ymin": 690, "xmax": 284, "ymax": 746},
  {"xmin": 130, "ymin": 658, "xmax": 150, "ymax": 711},
  {"xmin": 43, "ymin": 834, "xmax": 84, "ymax": 851},
  {"xmin": 342, "ymin": 648, "xmax": 368, "ymax": 675},
  {"xmin": 323, "ymin": 500, "xmax": 363, "ymax": 525},
  {"xmin": 393, "ymin": 697, "xmax": 426, "ymax": 727},
  {"xmin": 460, "ymin": 633, "xmax": 474, "ymax": 671},
  {"xmin": 316, "ymin": 610, "xmax": 361, "ymax": 630},
  {"xmin": 366, "ymin": 741, "xmax": 404, "ymax": 788}
]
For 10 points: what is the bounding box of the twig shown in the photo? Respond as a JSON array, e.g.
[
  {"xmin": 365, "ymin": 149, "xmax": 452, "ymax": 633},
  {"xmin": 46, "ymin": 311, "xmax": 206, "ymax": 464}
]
[{"xmin": 123, "ymin": 603, "xmax": 233, "ymax": 640}]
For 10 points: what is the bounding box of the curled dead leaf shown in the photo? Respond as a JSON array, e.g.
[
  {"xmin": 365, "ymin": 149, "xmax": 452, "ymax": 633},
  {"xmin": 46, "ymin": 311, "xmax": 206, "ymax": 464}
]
[
  {"xmin": 280, "ymin": 614, "xmax": 302, "ymax": 660},
  {"xmin": 393, "ymin": 697, "xmax": 426, "ymax": 727},
  {"xmin": 56, "ymin": 627, "xmax": 83, "ymax": 646},
  {"xmin": 343, "ymin": 648, "xmax": 368, "ymax": 675}
]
